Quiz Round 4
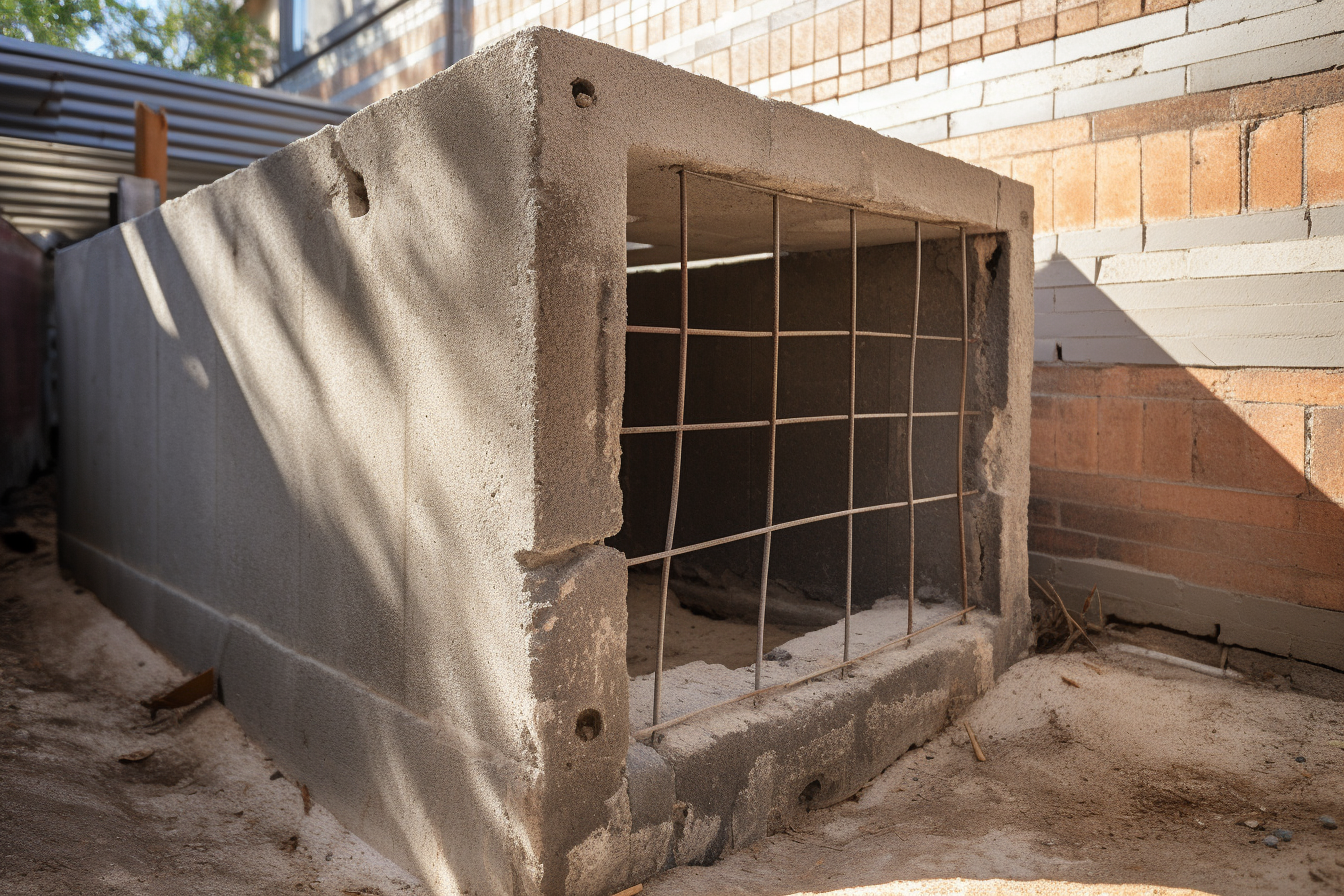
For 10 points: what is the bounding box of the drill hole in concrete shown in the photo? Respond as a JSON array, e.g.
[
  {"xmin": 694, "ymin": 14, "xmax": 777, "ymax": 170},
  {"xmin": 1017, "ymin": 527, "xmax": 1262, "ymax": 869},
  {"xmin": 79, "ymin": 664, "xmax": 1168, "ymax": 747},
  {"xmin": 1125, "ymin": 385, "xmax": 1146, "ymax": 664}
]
[
  {"xmin": 575, "ymin": 708, "xmax": 603, "ymax": 741},
  {"xmin": 799, "ymin": 779, "xmax": 822, "ymax": 808},
  {"xmin": 572, "ymin": 78, "xmax": 595, "ymax": 107}
]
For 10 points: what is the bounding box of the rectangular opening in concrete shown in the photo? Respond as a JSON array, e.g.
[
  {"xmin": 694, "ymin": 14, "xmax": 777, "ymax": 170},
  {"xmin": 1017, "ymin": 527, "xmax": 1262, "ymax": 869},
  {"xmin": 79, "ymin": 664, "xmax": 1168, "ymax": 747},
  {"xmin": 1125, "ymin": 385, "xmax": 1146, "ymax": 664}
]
[{"xmin": 617, "ymin": 159, "xmax": 991, "ymax": 736}]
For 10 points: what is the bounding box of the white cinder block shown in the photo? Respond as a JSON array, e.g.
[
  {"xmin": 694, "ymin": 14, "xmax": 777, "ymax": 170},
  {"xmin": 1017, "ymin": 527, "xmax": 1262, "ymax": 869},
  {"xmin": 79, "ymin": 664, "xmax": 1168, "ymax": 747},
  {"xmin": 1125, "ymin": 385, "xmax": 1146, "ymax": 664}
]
[
  {"xmin": 1310, "ymin": 203, "xmax": 1344, "ymax": 238},
  {"xmin": 1036, "ymin": 255, "xmax": 1097, "ymax": 287},
  {"xmin": 952, "ymin": 11, "xmax": 985, "ymax": 39},
  {"xmin": 1034, "ymin": 338, "xmax": 1059, "ymax": 362},
  {"xmin": 1056, "ymin": 336, "xmax": 1178, "ymax": 364},
  {"xmin": 948, "ymin": 40, "xmax": 1053, "ymax": 87},
  {"xmin": 852, "ymin": 82, "xmax": 983, "ymax": 130},
  {"xmin": 891, "ymin": 33, "xmax": 920, "ymax": 59},
  {"xmin": 832, "ymin": 66, "xmax": 948, "ymax": 116},
  {"xmin": 1055, "ymin": 7, "xmax": 1186, "ymax": 64},
  {"xmin": 1097, "ymin": 249, "xmax": 1189, "ymax": 284},
  {"xmin": 1052, "ymin": 272, "xmax": 1344, "ymax": 313},
  {"xmin": 814, "ymin": 56, "xmax": 840, "ymax": 79},
  {"xmin": 1054, "ymin": 68, "xmax": 1185, "ymax": 119},
  {"xmin": 1188, "ymin": 0, "xmax": 1314, "ymax": 31},
  {"xmin": 1130, "ymin": 302, "xmax": 1344, "ymax": 339},
  {"xmin": 1187, "ymin": 235, "xmax": 1344, "ymax": 278},
  {"xmin": 1057, "ymin": 225, "xmax": 1144, "ymax": 258},
  {"xmin": 923, "ymin": 22, "xmax": 952, "ymax": 49},
  {"xmin": 769, "ymin": 71, "xmax": 790, "ymax": 91},
  {"xmin": 1189, "ymin": 32, "xmax": 1344, "ymax": 93},
  {"xmin": 1144, "ymin": 208, "xmax": 1309, "ymax": 251},
  {"xmin": 983, "ymin": 48, "xmax": 1141, "ymax": 105},
  {"xmin": 1035, "ymin": 288, "xmax": 1054, "ymax": 315},
  {"xmin": 1034, "ymin": 233, "xmax": 1058, "ymax": 263},
  {"xmin": 1144, "ymin": 0, "xmax": 1343, "ymax": 72},
  {"xmin": 879, "ymin": 115, "xmax": 950, "ymax": 144},
  {"xmin": 949, "ymin": 93, "xmax": 1052, "ymax": 137},
  {"xmin": 1036, "ymin": 308, "xmax": 1146, "ymax": 339}
]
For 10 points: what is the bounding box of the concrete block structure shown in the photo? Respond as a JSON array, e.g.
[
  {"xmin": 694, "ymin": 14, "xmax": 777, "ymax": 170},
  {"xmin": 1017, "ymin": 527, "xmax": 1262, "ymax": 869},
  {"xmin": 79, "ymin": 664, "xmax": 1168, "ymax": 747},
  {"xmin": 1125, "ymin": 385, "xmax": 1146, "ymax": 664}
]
[{"xmin": 56, "ymin": 29, "xmax": 1033, "ymax": 895}]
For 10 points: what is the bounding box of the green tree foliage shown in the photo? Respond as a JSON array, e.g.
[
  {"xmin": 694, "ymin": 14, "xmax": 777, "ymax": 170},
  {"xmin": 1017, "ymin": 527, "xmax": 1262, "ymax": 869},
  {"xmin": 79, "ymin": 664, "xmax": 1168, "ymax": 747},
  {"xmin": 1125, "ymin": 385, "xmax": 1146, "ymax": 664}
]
[{"xmin": 0, "ymin": 0, "xmax": 274, "ymax": 83}]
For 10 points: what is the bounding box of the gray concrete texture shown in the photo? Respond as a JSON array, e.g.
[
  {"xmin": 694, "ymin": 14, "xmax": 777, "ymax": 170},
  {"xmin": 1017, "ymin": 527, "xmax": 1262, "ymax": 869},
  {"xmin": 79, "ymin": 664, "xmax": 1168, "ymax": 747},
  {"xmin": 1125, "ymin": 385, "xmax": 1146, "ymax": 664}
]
[{"xmin": 54, "ymin": 28, "xmax": 1034, "ymax": 895}]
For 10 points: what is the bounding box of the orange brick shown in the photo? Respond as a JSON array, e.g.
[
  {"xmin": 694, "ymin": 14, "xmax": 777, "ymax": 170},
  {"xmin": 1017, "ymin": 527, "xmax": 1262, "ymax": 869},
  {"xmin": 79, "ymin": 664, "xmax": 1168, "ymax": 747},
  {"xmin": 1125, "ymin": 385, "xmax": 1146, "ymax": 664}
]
[
  {"xmin": 1053, "ymin": 143, "xmax": 1095, "ymax": 232},
  {"xmin": 1309, "ymin": 406, "xmax": 1344, "ymax": 503},
  {"xmin": 1217, "ymin": 368, "xmax": 1344, "ymax": 406},
  {"xmin": 1140, "ymin": 481, "xmax": 1297, "ymax": 531},
  {"xmin": 814, "ymin": 77, "xmax": 840, "ymax": 101},
  {"xmin": 1033, "ymin": 363, "xmax": 1103, "ymax": 396},
  {"xmin": 692, "ymin": 53, "xmax": 713, "ymax": 76},
  {"xmin": 1192, "ymin": 401, "xmax": 1306, "ymax": 495},
  {"xmin": 950, "ymin": 36, "xmax": 982, "ymax": 63},
  {"xmin": 1056, "ymin": 1, "xmax": 1096, "ymax": 33},
  {"xmin": 839, "ymin": 71, "xmax": 864, "ymax": 95},
  {"xmin": 1248, "ymin": 112, "xmax": 1303, "ymax": 211},
  {"xmin": 865, "ymin": 0, "xmax": 892, "ymax": 43},
  {"xmin": 711, "ymin": 48, "xmax": 730, "ymax": 82},
  {"xmin": 954, "ymin": 0, "xmax": 984, "ymax": 14},
  {"xmin": 983, "ymin": 25, "xmax": 1016, "ymax": 54},
  {"xmin": 923, "ymin": 0, "xmax": 953, "ymax": 25},
  {"xmin": 748, "ymin": 34, "xmax": 769, "ymax": 81},
  {"xmin": 730, "ymin": 44, "xmax": 750, "ymax": 85},
  {"xmin": 1191, "ymin": 122, "xmax": 1241, "ymax": 217},
  {"xmin": 1141, "ymin": 131, "xmax": 1190, "ymax": 222},
  {"xmin": 1306, "ymin": 102, "xmax": 1344, "ymax": 205},
  {"xmin": 1029, "ymin": 496, "xmax": 1059, "ymax": 525},
  {"xmin": 648, "ymin": 12, "xmax": 665, "ymax": 43},
  {"xmin": 1032, "ymin": 395, "xmax": 1058, "ymax": 467},
  {"xmin": 815, "ymin": 8, "xmax": 841, "ymax": 59},
  {"xmin": 839, "ymin": 0, "xmax": 865, "ymax": 52},
  {"xmin": 919, "ymin": 46, "xmax": 949, "ymax": 73},
  {"xmin": 980, "ymin": 117, "xmax": 1090, "ymax": 157},
  {"xmin": 891, "ymin": 54, "xmax": 917, "ymax": 80},
  {"xmin": 863, "ymin": 63, "xmax": 891, "ymax": 89},
  {"xmin": 1142, "ymin": 400, "xmax": 1192, "ymax": 482},
  {"xmin": 1112, "ymin": 365, "xmax": 1220, "ymax": 401},
  {"xmin": 792, "ymin": 18, "xmax": 815, "ymax": 67},
  {"xmin": 1029, "ymin": 525, "xmax": 1098, "ymax": 558},
  {"xmin": 1013, "ymin": 151, "xmax": 1054, "ymax": 234},
  {"xmin": 1094, "ymin": 137, "xmax": 1140, "ymax": 227},
  {"xmin": 1297, "ymin": 499, "xmax": 1344, "ymax": 537},
  {"xmin": 894, "ymin": 0, "xmax": 921, "ymax": 33},
  {"xmin": 1097, "ymin": 397, "xmax": 1143, "ymax": 477},
  {"xmin": 1031, "ymin": 468, "xmax": 1142, "ymax": 508},
  {"xmin": 1054, "ymin": 396, "xmax": 1098, "ymax": 472},
  {"xmin": 769, "ymin": 26, "xmax": 791, "ymax": 75},
  {"xmin": 1143, "ymin": 0, "xmax": 1184, "ymax": 9},
  {"xmin": 1098, "ymin": 0, "xmax": 1139, "ymax": 22},
  {"xmin": 1017, "ymin": 14, "xmax": 1055, "ymax": 44}
]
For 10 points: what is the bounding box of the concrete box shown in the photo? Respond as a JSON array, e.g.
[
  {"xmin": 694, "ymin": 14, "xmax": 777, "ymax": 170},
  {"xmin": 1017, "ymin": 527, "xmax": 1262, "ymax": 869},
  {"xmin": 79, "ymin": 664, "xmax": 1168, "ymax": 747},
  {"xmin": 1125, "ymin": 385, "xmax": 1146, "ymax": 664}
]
[{"xmin": 55, "ymin": 28, "xmax": 1034, "ymax": 896}]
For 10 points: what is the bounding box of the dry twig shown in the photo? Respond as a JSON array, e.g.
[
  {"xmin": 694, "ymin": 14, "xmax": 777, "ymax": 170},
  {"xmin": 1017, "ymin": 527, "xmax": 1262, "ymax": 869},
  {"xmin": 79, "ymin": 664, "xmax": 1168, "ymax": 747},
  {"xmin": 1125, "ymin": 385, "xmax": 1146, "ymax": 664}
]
[{"xmin": 963, "ymin": 721, "xmax": 987, "ymax": 761}]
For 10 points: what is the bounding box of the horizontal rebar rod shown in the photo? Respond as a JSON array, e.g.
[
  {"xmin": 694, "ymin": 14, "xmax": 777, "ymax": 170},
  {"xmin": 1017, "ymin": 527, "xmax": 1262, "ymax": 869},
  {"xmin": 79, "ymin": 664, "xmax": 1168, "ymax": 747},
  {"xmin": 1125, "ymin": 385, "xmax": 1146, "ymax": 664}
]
[
  {"xmin": 620, "ymin": 410, "xmax": 981, "ymax": 435},
  {"xmin": 624, "ymin": 489, "xmax": 979, "ymax": 567},
  {"xmin": 633, "ymin": 606, "xmax": 976, "ymax": 739},
  {"xmin": 627, "ymin": 325, "xmax": 977, "ymax": 342}
]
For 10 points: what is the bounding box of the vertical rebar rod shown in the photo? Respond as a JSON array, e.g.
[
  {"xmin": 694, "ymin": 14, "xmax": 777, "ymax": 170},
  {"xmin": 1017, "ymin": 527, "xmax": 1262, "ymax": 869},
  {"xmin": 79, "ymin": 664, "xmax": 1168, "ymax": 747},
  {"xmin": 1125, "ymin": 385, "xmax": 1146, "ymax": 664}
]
[
  {"xmin": 652, "ymin": 169, "xmax": 690, "ymax": 727},
  {"xmin": 958, "ymin": 228, "xmax": 970, "ymax": 622},
  {"xmin": 755, "ymin": 194, "xmax": 781, "ymax": 693},
  {"xmin": 844, "ymin": 208, "xmax": 857, "ymax": 664},
  {"xmin": 906, "ymin": 222, "xmax": 921, "ymax": 640}
]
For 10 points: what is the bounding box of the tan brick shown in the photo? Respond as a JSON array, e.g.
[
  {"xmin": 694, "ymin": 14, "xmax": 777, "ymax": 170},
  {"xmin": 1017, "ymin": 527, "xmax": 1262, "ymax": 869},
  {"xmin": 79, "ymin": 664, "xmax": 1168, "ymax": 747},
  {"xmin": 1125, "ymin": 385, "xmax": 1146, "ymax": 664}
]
[
  {"xmin": 1233, "ymin": 69, "xmax": 1344, "ymax": 121},
  {"xmin": 814, "ymin": 77, "xmax": 840, "ymax": 101},
  {"xmin": 839, "ymin": 0, "xmax": 865, "ymax": 52},
  {"xmin": 1140, "ymin": 481, "xmax": 1298, "ymax": 531},
  {"xmin": 865, "ymin": 0, "xmax": 892, "ymax": 43},
  {"xmin": 891, "ymin": 53, "xmax": 917, "ymax": 79},
  {"xmin": 769, "ymin": 26, "xmax": 792, "ymax": 75},
  {"xmin": 748, "ymin": 33, "xmax": 769, "ymax": 82},
  {"xmin": 892, "ymin": 0, "xmax": 920, "ymax": 32},
  {"xmin": 1094, "ymin": 137, "xmax": 1140, "ymax": 228},
  {"xmin": 839, "ymin": 70, "xmax": 864, "ymax": 95},
  {"xmin": 980, "ymin": 116, "xmax": 1090, "ymax": 157},
  {"xmin": 792, "ymin": 18, "xmax": 815, "ymax": 67},
  {"xmin": 815, "ymin": 8, "xmax": 841, "ymax": 59},
  {"xmin": 1054, "ymin": 396, "xmax": 1098, "ymax": 472},
  {"xmin": 983, "ymin": 24, "xmax": 1016, "ymax": 54},
  {"xmin": 923, "ymin": 0, "xmax": 953, "ymax": 26},
  {"xmin": 1056, "ymin": 1, "xmax": 1096, "ymax": 34},
  {"xmin": 980, "ymin": 155, "xmax": 1014, "ymax": 176},
  {"xmin": 1021, "ymin": 0, "xmax": 1054, "ymax": 16},
  {"xmin": 730, "ymin": 43, "xmax": 750, "ymax": 85},
  {"xmin": 1298, "ymin": 499, "xmax": 1344, "ymax": 538},
  {"xmin": 1014, "ymin": 151, "xmax": 1054, "ymax": 233},
  {"xmin": 919, "ymin": 46, "xmax": 949, "ymax": 73},
  {"xmin": 699, "ymin": 0, "xmax": 714, "ymax": 25},
  {"xmin": 1306, "ymin": 102, "xmax": 1344, "ymax": 205},
  {"xmin": 1053, "ymin": 143, "xmax": 1095, "ymax": 231},
  {"xmin": 1029, "ymin": 525, "xmax": 1098, "ymax": 558},
  {"xmin": 928, "ymin": 133, "xmax": 982, "ymax": 161},
  {"xmin": 1142, "ymin": 400, "xmax": 1192, "ymax": 482},
  {"xmin": 1033, "ymin": 363, "xmax": 1103, "ymax": 396},
  {"xmin": 1217, "ymin": 368, "xmax": 1344, "ymax": 406},
  {"xmin": 1141, "ymin": 131, "xmax": 1190, "ymax": 222},
  {"xmin": 1017, "ymin": 13, "xmax": 1055, "ymax": 43},
  {"xmin": 711, "ymin": 48, "xmax": 731, "ymax": 82},
  {"xmin": 1192, "ymin": 401, "xmax": 1306, "ymax": 495},
  {"xmin": 1031, "ymin": 395, "xmax": 1058, "ymax": 467},
  {"xmin": 1097, "ymin": 397, "xmax": 1143, "ymax": 477},
  {"xmin": 949, "ymin": 35, "xmax": 982, "ymax": 63},
  {"xmin": 954, "ymin": 0, "xmax": 984, "ymax": 13},
  {"xmin": 633, "ymin": 20, "xmax": 648, "ymax": 51},
  {"xmin": 1029, "ymin": 496, "xmax": 1059, "ymax": 525},
  {"xmin": 692, "ymin": 53, "xmax": 713, "ymax": 76},
  {"xmin": 986, "ymin": 0, "xmax": 1021, "ymax": 28},
  {"xmin": 1032, "ymin": 467, "xmax": 1142, "ymax": 508},
  {"xmin": 1144, "ymin": 0, "xmax": 1184, "ymax": 10},
  {"xmin": 1248, "ymin": 112, "xmax": 1303, "ymax": 211},
  {"xmin": 793, "ymin": 83, "xmax": 816, "ymax": 104},
  {"xmin": 1098, "ymin": 0, "xmax": 1139, "ymax": 23},
  {"xmin": 1093, "ymin": 91, "xmax": 1232, "ymax": 142},
  {"xmin": 1309, "ymin": 406, "xmax": 1344, "ymax": 503},
  {"xmin": 862, "ymin": 63, "xmax": 889, "ymax": 89},
  {"xmin": 647, "ymin": 11, "xmax": 665, "ymax": 43},
  {"xmin": 681, "ymin": 0, "xmax": 700, "ymax": 29},
  {"xmin": 1191, "ymin": 122, "xmax": 1241, "ymax": 217}
]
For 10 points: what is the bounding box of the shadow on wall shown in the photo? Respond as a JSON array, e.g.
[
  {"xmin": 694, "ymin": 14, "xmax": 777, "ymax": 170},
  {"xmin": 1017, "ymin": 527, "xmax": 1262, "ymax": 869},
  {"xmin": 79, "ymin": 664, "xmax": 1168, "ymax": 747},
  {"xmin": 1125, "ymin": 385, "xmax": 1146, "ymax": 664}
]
[
  {"xmin": 58, "ymin": 91, "xmax": 558, "ymax": 893},
  {"xmin": 1029, "ymin": 254, "xmax": 1344, "ymax": 618}
]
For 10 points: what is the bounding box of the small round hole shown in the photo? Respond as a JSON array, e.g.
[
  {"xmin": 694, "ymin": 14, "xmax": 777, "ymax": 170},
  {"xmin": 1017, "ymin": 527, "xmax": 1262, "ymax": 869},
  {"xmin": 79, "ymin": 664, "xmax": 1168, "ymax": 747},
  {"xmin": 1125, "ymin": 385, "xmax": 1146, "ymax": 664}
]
[
  {"xmin": 799, "ymin": 779, "xmax": 822, "ymax": 807},
  {"xmin": 575, "ymin": 708, "xmax": 603, "ymax": 741},
  {"xmin": 572, "ymin": 78, "xmax": 595, "ymax": 108}
]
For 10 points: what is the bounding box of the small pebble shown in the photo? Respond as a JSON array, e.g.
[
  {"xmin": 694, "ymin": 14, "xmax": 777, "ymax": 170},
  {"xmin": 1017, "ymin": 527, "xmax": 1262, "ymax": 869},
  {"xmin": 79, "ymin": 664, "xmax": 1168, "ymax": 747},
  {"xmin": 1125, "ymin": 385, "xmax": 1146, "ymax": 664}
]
[
  {"xmin": 1273, "ymin": 829, "xmax": 1293, "ymax": 842},
  {"xmin": 1244, "ymin": 820, "xmax": 1262, "ymax": 830},
  {"xmin": 1322, "ymin": 816, "xmax": 1338, "ymax": 830},
  {"xmin": 1295, "ymin": 756, "xmax": 1307, "ymax": 763},
  {"xmin": 1263, "ymin": 836, "xmax": 1279, "ymax": 848}
]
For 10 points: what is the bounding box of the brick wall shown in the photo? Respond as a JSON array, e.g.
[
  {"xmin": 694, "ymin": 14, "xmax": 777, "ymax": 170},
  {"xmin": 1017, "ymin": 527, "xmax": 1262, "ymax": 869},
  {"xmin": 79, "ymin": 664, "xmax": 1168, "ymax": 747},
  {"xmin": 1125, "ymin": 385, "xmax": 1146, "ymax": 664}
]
[{"xmin": 1030, "ymin": 365, "xmax": 1344, "ymax": 614}]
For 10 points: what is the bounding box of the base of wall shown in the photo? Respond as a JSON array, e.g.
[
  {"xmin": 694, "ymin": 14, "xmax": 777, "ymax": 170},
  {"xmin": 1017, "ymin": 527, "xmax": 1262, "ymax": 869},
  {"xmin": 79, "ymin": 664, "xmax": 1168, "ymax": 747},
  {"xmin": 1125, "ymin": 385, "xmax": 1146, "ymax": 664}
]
[{"xmin": 1030, "ymin": 551, "xmax": 1344, "ymax": 671}]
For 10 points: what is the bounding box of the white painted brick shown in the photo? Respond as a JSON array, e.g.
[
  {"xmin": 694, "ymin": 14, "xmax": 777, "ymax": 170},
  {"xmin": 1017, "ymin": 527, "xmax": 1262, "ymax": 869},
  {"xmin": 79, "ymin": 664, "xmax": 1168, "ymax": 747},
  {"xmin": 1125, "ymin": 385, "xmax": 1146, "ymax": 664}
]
[
  {"xmin": 840, "ymin": 49, "xmax": 864, "ymax": 73},
  {"xmin": 949, "ymin": 93, "xmax": 1053, "ymax": 137},
  {"xmin": 922, "ymin": 21, "xmax": 952, "ymax": 49},
  {"xmin": 1052, "ymin": 272, "xmax": 1344, "ymax": 312},
  {"xmin": 1134, "ymin": 303, "xmax": 1344, "ymax": 339},
  {"xmin": 769, "ymin": 71, "xmax": 790, "ymax": 91},
  {"xmin": 790, "ymin": 63, "xmax": 815, "ymax": 85},
  {"xmin": 865, "ymin": 41, "xmax": 893, "ymax": 66},
  {"xmin": 731, "ymin": 17, "xmax": 771, "ymax": 41},
  {"xmin": 1097, "ymin": 249, "xmax": 1188, "ymax": 284},
  {"xmin": 879, "ymin": 115, "xmax": 950, "ymax": 143},
  {"xmin": 814, "ymin": 56, "xmax": 840, "ymax": 79},
  {"xmin": 1054, "ymin": 67, "xmax": 1185, "ymax": 119},
  {"xmin": 985, "ymin": 1, "xmax": 1022, "ymax": 31},
  {"xmin": 1144, "ymin": 0, "xmax": 1343, "ymax": 72},
  {"xmin": 851, "ymin": 82, "xmax": 983, "ymax": 129},
  {"xmin": 891, "ymin": 33, "xmax": 920, "ymax": 59},
  {"xmin": 1188, "ymin": 234, "xmax": 1344, "ymax": 278},
  {"xmin": 948, "ymin": 40, "xmax": 1053, "ymax": 87},
  {"xmin": 1144, "ymin": 209, "xmax": 1309, "ymax": 251},
  {"xmin": 1188, "ymin": 0, "xmax": 1314, "ymax": 31},
  {"xmin": 1036, "ymin": 255, "xmax": 1097, "ymax": 287},
  {"xmin": 1035, "ymin": 288, "xmax": 1055, "ymax": 314},
  {"xmin": 1057, "ymin": 225, "xmax": 1144, "ymax": 258},
  {"xmin": 1034, "ymin": 233, "xmax": 1058, "ymax": 263},
  {"xmin": 1055, "ymin": 7, "xmax": 1186, "ymax": 64},
  {"xmin": 749, "ymin": 77, "xmax": 770, "ymax": 94},
  {"xmin": 830, "ymin": 66, "xmax": 949, "ymax": 115},
  {"xmin": 1310, "ymin": 203, "xmax": 1344, "ymax": 238},
  {"xmin": 952, "ymin": 11, "xmax": 985, "ymax": 38},
  {"xmin": 1189, "ymin": 32, "xmax": 1344, "ymax": 93},
  {"xmin": 1034, "ymin": 338, "xmax": 1059, "ymax": 362},
  {"xmin": 1037, "ymin": 309, "xmax": 1145, "ymax": 339},
  {"xmin": 1055, "ymin": 336, "xmax": 1177, "ymax": 364},
  {"xmin": 983, "ymin": 48, "xmax": 1140, "ymax": 105}
]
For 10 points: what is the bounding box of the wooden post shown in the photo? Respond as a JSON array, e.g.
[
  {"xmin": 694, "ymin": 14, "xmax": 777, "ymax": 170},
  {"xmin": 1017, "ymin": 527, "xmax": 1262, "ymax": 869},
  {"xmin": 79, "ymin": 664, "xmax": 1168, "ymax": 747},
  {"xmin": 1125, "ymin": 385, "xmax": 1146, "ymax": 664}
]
[{"xmin": 134, "ymin": 101, "xmax": 168, "ymax": 206}]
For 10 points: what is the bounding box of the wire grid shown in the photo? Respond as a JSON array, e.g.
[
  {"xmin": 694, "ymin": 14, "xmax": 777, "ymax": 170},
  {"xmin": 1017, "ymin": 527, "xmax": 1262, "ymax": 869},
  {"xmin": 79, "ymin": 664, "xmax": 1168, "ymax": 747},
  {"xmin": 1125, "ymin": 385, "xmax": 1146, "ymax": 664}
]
[{"xmin": 627, "ymin": 168, "xmax": 977, "ymax": 736}]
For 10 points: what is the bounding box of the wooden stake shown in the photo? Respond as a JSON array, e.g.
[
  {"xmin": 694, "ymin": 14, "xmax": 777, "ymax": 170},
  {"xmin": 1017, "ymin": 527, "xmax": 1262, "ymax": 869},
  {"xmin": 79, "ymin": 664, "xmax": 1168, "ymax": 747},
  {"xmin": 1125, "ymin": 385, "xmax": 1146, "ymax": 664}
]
[
  {"xmin": 963, "ymin": 721, "xmax": 987, "ymax": 762},
  {"xmin": 134, "ymin": 101, "xmax": 168, "ymax": 205},
  {"xmin": 609, "ymin": 886, "xmax": 643, "ymax": 896}
]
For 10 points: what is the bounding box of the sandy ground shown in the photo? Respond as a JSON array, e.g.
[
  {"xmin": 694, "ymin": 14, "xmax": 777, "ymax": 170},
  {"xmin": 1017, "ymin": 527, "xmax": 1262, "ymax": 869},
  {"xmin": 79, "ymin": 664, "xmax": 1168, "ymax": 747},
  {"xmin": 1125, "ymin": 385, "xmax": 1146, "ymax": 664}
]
[
  {"xmin": 4, "ymin": 477, "xmax": 1343, "ymax": 895},
  {"xmin": 0, "ymin": 480, "xmax": 425, "ymax": 896}
]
